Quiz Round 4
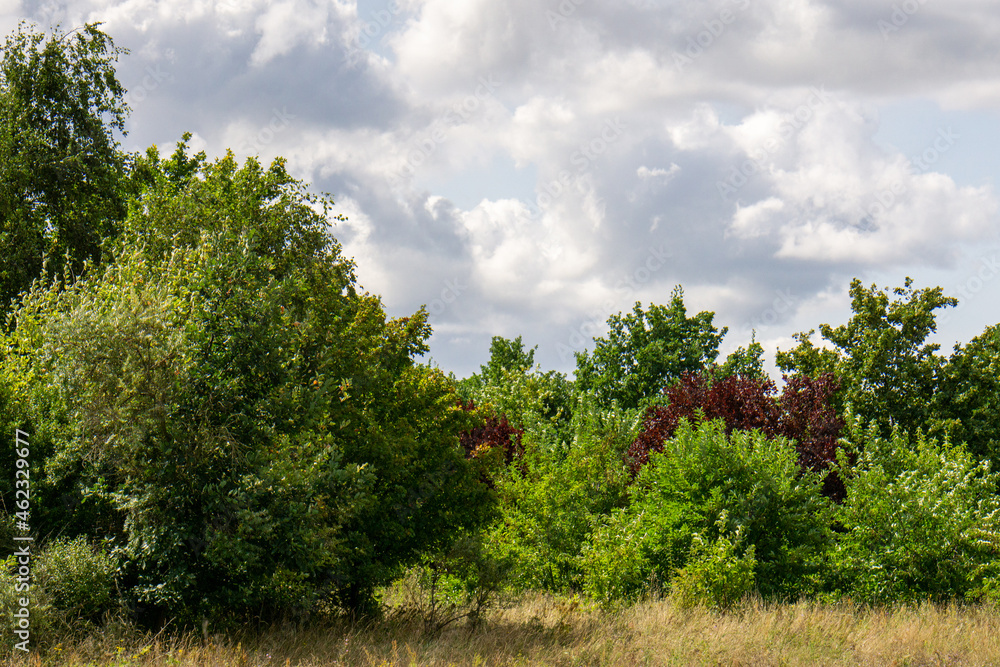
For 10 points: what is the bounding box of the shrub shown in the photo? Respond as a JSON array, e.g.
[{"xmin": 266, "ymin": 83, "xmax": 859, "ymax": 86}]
[
  {"xmin": 486, "ymin": 393, "xmax": 639, "ymax": 593},
  {"xmin": 34, "ymin": 536, "xmax": 118, "ymax": 628},
  {"xmin": 591, "ymin": 420, "xmax": 832, "ymax": 602},
  {"xmin": 671, "ymin": 515, "xmax": 757, "ymax": 610},
  {"xmin": 386, "ymin": 531, "xmax": 511, "ymax": 633},
  {"xmin": 6, "ymin": 146, "xmax": 494, "ymax": 625},
  {"xmin": 580, "ymin": 510, "xmax": 651, "ymax": 607},
  {"xmin": 831, "ymin": 418, "xmax": 1000, "ymax": 604}
]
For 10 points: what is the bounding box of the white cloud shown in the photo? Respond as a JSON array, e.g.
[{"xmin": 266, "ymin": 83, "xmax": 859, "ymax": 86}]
[{"xmin": 6, "ymin": 0, "xmax": 1000, "ymax": 375}]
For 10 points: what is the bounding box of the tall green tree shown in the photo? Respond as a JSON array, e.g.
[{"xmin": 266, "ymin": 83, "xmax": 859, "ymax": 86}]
[
  {"xmin": 776, "ymin": 277, "xmax": 956, "ymax": 438},
  {"xmin": 575, "ymin": 288, "xmax": 727, "ymax": 409},
  {"xmin": 934, "ymin": 324, "xmax": 1000, "ymax": 468},
  {"xmin": 4, "ymin": 142, "xmax": 493, "ymax": 624},
  {"xmin": 0, "ymin": 22, "xmax": 129, "ymax": 311}
]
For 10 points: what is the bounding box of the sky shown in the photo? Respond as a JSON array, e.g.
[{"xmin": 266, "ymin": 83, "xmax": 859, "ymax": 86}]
[{"xmin": 4, "ymin": 0, "xmax": 1000, "ymax": 379}]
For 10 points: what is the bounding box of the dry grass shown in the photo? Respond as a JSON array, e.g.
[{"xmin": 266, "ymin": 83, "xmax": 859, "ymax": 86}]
[{"xmin": 7, "ymin": 595, "xmax": 1000, "ymax": 666}]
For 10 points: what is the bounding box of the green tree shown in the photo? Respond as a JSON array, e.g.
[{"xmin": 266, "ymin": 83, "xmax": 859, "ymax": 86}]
[
  {"xmin": 714, "ymin": 335, "xmax": 767, "ymax": 380},
  {"xmin": 583, "ymin": 419, "xmax": 832, "ymax": 603},
  {"xmin": 934, "ymin": 324, "xmax": 1000, "ymax": 468},
  {"xmin": 776, "ymin": 278, "xmax": 956, "ymax": 438},
  {"xmin": 4, "ymin": 144, "xmax": 493, "ymax": 624},
  {"xmin": 0, "ymin": 22, "xmax": 129, "ymax": 311},
  {"xmin": 479, "ymin": 335, "xmax": 536, "ymax": 383},
  {"xmin": 574, "ymin": 287, "xmax": 727, "ymax": 409},
  {"xmin": 459, "ymin": 336, "xmax": 574, "ymax": 445}
]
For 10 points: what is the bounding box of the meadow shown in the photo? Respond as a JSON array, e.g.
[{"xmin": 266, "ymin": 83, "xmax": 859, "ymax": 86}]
[{"xmin": 18, "ymin": 595, "xmax": 1000, "ymax": 667}]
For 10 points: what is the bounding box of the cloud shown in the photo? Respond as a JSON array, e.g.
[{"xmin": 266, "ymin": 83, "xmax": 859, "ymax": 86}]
[{"xmin": 6, "ymin": 0, "xmax": 1000, "ymax": 376}]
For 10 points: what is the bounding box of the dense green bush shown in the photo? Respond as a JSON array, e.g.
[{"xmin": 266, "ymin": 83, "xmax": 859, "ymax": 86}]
[
  {"xmin": 585, "ymin": 420, "xmax": 832, "ymax": 603},
  {"xmin": 34, "ymin": 536, "xmax": 118, "ymax": 628},
  {"xmin": 831, "ymin": 418, "xmax": 1000, "ymax": 604},
  {"xmin": 485, "ymin": 393, "xmax": 639, "ymax": 593},
  {"xmin": 670, "ymin": 515, "xmax": 757, "ymax": 610}
]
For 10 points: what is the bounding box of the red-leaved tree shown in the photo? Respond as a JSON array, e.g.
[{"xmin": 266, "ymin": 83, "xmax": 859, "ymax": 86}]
[{"xmin": 626, "ymin": 372, "xmax": 845, "ymax": 498}]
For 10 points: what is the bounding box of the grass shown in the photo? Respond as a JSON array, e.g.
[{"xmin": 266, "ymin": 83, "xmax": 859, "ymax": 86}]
[{"xmin": 5, "ymin": 594, "xmax": 1000, "ymax": 666}]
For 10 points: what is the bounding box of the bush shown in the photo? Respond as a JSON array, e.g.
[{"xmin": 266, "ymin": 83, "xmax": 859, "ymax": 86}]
[
  {"xmin": 0, "ymin": 537, "xmax": 118, "ymax": 653},
  {"xmin": 385, "ymin": 531, "xmax": 511, "ymax": 633},
  {"xmin": 580, "ymin": 510, "xmax": 651, "ymax": 606},
  {"xmin": 34, "ymin": 536, "xmax": 118, "ymax": 628},
  {"xmin": 831, "ymin": 418, "xmax": 1000, "ymax": 604},
  {"xmin": 671, "ymin": 515, "xmax": 757, "ymax": 611},
  {"xmin": 588, "ymin": 420, "xmax": 832, "ymax": 603},
  {"xmin": 6, "ymin": 147, "xmax": 494, "ymax": 625},
  {"xmin": 485, "ymin": 393, "xmax": 639, "ymax": 593}
]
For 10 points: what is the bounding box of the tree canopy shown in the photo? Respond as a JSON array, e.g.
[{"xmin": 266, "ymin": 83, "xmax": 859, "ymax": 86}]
[
  {"xmin": 574, "ymin": 287, "xmax": 727, "ymax": 409},
  {"xmin": 0, "ymin": 22, "xmax": 129, "ymax": 310},
  {"xmin": 3, "ymin": 139, "xmax": 493, "ymax": 623}
]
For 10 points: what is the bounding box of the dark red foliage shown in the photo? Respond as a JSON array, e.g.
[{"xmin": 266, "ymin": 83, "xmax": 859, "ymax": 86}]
[
  {"xmin": 626, "ymin": 372, "xmax": 845, "ymax": 499},
  {"xmin": 457, "ymin": 400, "xmax": 525, "ymax": 467},
  {"xmin": 776, "ymin": 374, "xmax": 845, "ymax": 499}
]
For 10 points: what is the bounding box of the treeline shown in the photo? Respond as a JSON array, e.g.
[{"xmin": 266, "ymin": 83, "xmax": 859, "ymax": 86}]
[{"xmin": 1, "ymin": 21, "xmax": 999, "ymax": 648}]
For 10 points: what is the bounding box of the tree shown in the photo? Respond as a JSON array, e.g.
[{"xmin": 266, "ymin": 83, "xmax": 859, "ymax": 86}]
[
  {"xmin": 776, "ymin": 277, "xmax": 956, "ymax": 438},
  {"xmin": 831, "ymin": 418, "xmax": 1000, "ymax": 604},
  {"xmin": 714, "ymin": 336, "xmax": 767, "ymax": 380},
  {"xmin": 4, "ymin": 143, "xmax": 493, "ymax": 624},
  {"xmin": 934, "ymin": 324, "xmax": 1000, "ymax": 469},
  {"xmin": 478, "ymin": 336, "xmax": 536, "ymax": 384},
  {"xmin": 0, "ymin": 22, "xmax": 129, "ymax": 311},
  {"xmin": 458, "ymin": 336, "xmax": 574, "ymax": 447},
  {"xmin": 574, "ymin": 288, "xmax": 727, "ymax": 409},
  {"xmin": 586, "ymin": 420, "xmax": 832, "ymax": 602}
]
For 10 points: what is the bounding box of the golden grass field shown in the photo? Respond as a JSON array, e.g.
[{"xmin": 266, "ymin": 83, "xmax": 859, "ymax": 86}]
[{"xmin": 8, "ymin": 594, "xmax": 1000, "ymax": 667}]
